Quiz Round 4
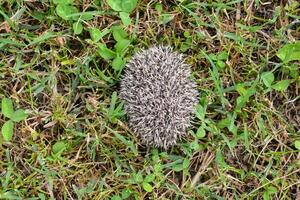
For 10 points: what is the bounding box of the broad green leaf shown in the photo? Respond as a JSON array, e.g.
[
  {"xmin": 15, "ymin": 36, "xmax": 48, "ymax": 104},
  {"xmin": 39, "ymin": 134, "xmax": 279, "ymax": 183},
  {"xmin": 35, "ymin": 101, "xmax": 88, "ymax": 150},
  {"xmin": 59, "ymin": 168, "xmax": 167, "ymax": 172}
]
[
  {"xmin": 277, "ymin": 41, "xmax": 300, "ymax": 63},
  {"xmin": 216, "ymin": 60, "xmax": 225, "ymax": 69},
  {"xmin": 73, "ymin": 22, "xmax": 83, "ymax": 35},
  {"xmin": 144, "ymin": 174, "xmax": 155, "ymax": 183},
  {"xmin": 112, "ymin": 56, "xmax": 125, "ymax": 71},
  {"xmin": 2, "ymin": 120, "xmax": 14, "ymax": 141},
  {"xmin": 288, "ymin": 64, "xmax": 299, "ymax": 78},
  {"xmin": 208, "ymin": 53, "xmax": 217, "ymax": 61},
  {"xmin": 142, "ymin": 182, "xmax": 153, "ymax": 192},
  {"xmin": 295, "ymin": 140, "xmax": 300, "ymax": 150},
  {"xmin": 190, "ymin": 140, "xmax": 200, "ymax": 150},
  {"xmin": 53, "ymin": 0, "xmax": 73, "ymax": 4},
  {"xmin": 89, "ymin": 28, "xmax": 102, "ymax": 42},
  {"xmin": 1, "ymin": 98, "xmax": 14, "ymax": 118},
  {"xmin": 154, "ymin": 163, "xmax": 162, "ymax": 172},
  {"xmin": 236, "ymin": 84, "xmax": 247, "ymax": 96},
  {"xmin": 234, "ymin": 86, "xmax": 255, "ymax": 111},
  {"xmin": 155, "ymin": 3, "xmax": 163, "ymax": 12},
  {"xmin": 196, "ymin": 127, "xmax": 206, "ymax": 138},
  {"xmin": 56, "ymin": 4, "xmax": 78, "ymax": 20},
  {"xmin": 183, "ymin": 31, "xmax": 190, "ymax": 38},
  {"xmin": 112, "ymin": 26, "xmax": 128, "ymax": 42},
  {"xmin": 263, "ymin": 191, "xmax": 270, "ymax": 200},
  {"xmin": 11, "ymin": 109, "xmax": 28, "ymax": 122},
  {"xmin": 52, "ymin": 141, "xmax": 66, "ymax": 154},
  {"xmin": 235, "ymin": 96, "xmax": 248, "ymax": 111},
  {"xmin": 195, "ymin": 105, "xmax": 205, "ymax": 120},
  {"xmin": 119, "ymin": 12, "xmax": 131, "ymax": 26},
  {"xmin": 261, "ymin": 71, "xmax": 274, "ymax": 87},
  {"xmin": 267, "ymin": 186, "xmax": 277, "ymax": 194},
  {"xmin": 115, "ymin": 39, "xmax": 130, "ymax": 54},
  {"xmin": 90, "ymin": 27, "xmax": 110, "ymax": 41},
  {"xmin": 271, "ymin": 80, "xmax": 289, "ymax": 91},
  {"xmin": 80, "ymin": 12, "xmax": 94, "ymax": 21},
  {"xmin": 106, "ymin": 0, "xmax": 122, "ymax": 11},
  {"xmin": 97, "ymin": 44, "xmax": 116, "ymax": 60},
  {"xmin": 217, "ymin": 51, "xmax": 228, "ymax": 60},
  {"xmin": 121, "ymin": 0, "xmax": 138, "ymax": 13}
]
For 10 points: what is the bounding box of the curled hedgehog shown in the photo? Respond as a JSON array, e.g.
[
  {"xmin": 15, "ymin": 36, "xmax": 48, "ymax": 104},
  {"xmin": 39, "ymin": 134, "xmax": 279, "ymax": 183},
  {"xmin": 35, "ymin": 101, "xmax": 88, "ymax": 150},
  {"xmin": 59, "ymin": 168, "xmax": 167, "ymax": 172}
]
[{"xmin": 120, "ymin": 46, "xmax": 198, "ymax": 149}]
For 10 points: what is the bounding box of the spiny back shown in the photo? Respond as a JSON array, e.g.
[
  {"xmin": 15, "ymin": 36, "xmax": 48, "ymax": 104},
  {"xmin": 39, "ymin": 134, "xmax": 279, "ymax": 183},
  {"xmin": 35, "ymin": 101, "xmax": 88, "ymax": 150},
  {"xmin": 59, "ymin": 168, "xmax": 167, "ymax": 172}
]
[{"xmin": 120, "ymin": 46, "xmax": 198, "ymax": 149}]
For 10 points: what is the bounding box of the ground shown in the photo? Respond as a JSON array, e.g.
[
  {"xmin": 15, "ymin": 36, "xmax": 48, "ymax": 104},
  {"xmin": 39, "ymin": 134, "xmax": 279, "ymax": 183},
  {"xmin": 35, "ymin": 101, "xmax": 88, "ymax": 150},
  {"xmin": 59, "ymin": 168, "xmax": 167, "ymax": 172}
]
[{"xmin": 0, "ymin": 0, "xmax": 300, "ymax": 199}]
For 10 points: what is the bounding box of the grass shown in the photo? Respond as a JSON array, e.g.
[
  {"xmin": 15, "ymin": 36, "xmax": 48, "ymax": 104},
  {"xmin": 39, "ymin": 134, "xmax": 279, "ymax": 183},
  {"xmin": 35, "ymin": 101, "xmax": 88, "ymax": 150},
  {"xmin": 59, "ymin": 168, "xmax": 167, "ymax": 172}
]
[{"xmin": 0, "ymin": 0, "xmax": 299, "ymax": 199}]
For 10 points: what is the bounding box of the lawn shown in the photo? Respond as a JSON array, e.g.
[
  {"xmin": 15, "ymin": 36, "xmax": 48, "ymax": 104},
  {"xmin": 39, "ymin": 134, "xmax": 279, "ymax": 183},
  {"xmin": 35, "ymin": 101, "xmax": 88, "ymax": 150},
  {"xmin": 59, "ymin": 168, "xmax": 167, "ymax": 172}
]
[{"xmin": 0, "ymin": 0, "xmax": 299, "ymax": 199}]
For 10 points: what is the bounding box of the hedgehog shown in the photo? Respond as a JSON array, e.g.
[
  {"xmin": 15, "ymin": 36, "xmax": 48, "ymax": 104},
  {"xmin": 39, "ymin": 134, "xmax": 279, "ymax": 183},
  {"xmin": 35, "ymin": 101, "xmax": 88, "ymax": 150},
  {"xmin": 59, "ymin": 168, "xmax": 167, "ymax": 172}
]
[{"xmin": 119, "ymin": 45, "xmax": 198, "ymax": 149}]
